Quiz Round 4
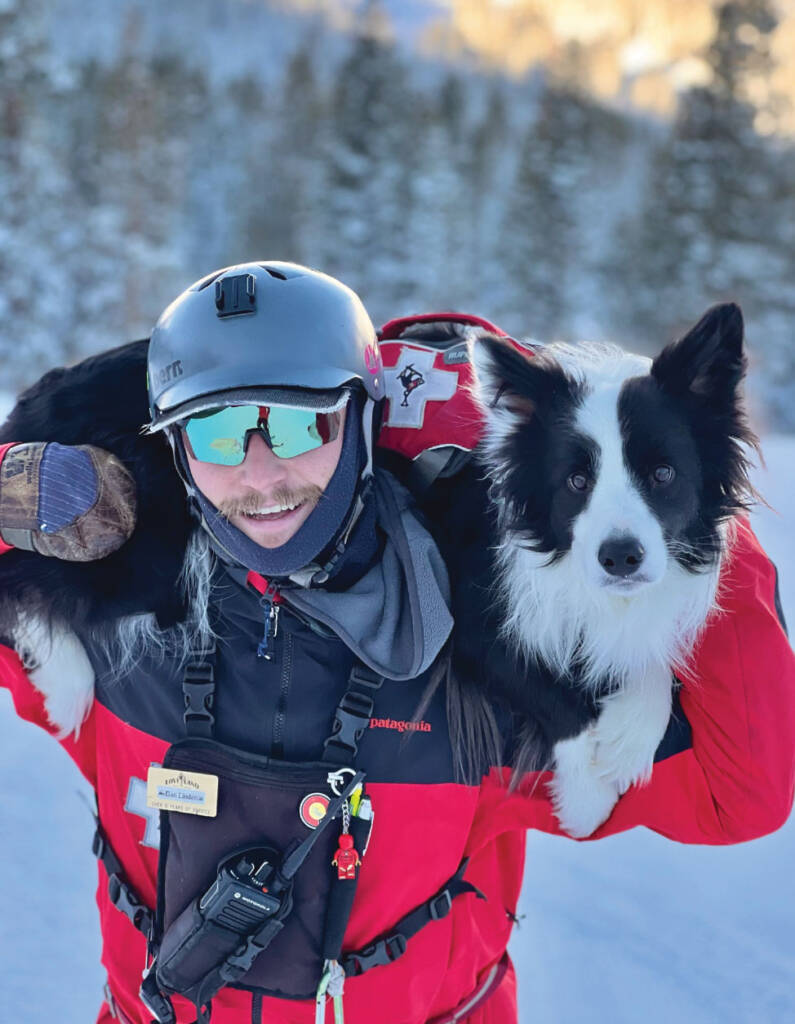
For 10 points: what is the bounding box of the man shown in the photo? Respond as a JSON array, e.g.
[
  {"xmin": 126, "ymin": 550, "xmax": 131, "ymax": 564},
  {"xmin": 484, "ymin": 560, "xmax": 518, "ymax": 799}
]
[{"xmin": 0, "ymin": 262, "xmax": 793, "ymax": 1024}]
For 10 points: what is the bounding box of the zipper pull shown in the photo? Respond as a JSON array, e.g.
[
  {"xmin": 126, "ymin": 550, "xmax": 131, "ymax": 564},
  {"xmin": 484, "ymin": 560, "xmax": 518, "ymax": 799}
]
[{"xmin": 257, "ymin": 584, "xmax": 282, "ymax": 660}]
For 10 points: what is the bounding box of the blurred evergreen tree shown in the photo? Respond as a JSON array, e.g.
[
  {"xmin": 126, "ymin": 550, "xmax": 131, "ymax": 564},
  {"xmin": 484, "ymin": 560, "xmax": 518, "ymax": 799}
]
[
  {"xmin": 255, "ymin": 37, "xmax": 329, "ymax": 268},
  {"xmin": 496, "ymin": 82, "xmax": 604, "ymax": 340},
  {"xmin": 612, "ymin": 0, "xmax": 782, "ymax": 354},
  {"xmin": 0, "ymin": 0, "xmax": 75, "ymax": 381},
  {"xmin": 74, "ymin": 19, "xmax": 206, "ymax": 352},
  {"xmin": 407, "ymin": 71, "xmax": 473, "ymax": 311},
  {"xmin": 319, "ymin": 1, "xmax": 415, "ymax": 319}
]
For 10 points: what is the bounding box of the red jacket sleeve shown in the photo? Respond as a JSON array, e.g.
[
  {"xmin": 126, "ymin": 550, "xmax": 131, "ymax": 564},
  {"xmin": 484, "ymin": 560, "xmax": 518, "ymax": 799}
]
[
  {"xmin": 0, "ymin": 642, "xmax": 98, "ymax": 786},
  {"xmin": 497, "ymin": 518, "xmax": 795, "ymax": 844},
  {"xmin": 0, "ymin": 437, "xmax": 97, "ymax": 784}
]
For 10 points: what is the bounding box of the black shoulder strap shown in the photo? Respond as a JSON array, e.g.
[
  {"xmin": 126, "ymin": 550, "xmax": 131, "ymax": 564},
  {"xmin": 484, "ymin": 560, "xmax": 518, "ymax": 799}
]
[
  {"xmin": 322, "ymin": 663, "xmax": 384, "ymax": 765},
  {"xmin": 92, "ymin": 821, "xmax": 154, "ymax": 940},
  {"xmin": 340, "ymin": 858, "xmax": 486, "ymax": 978}
]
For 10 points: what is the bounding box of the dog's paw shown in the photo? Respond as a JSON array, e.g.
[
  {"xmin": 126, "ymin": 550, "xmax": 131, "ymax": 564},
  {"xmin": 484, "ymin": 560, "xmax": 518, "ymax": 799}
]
[
  {"xmin": 548, "ymin": 769, "xmax": 620, "ymax": 838},
  {"xmin": 592, "ymin": 727, "xmax": 656, "ymax": 793},
  {"xmin": 589, "ymin": 676, "xmax": 672, "ymax": 793},
  {"xmin": 551, "ymin": 732, "xmax": 622, "ymax": 837}
]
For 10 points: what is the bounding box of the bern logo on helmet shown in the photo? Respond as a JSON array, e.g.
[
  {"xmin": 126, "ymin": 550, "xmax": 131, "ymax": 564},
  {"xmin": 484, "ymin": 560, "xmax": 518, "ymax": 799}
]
[
  {"xmin": 158, "ymin": 360, "xmax": 183, "ymax": 386},
  {"xmin": 383, "ymin": 345, "xmax": 459, "ymax": 429},
  {"xmin": 364, "ymin": 342, "xmax": 381, "ymax": 375},
  {"xmin": 215, "ymin": 273, "xmax": 257, "ymax": 318}
]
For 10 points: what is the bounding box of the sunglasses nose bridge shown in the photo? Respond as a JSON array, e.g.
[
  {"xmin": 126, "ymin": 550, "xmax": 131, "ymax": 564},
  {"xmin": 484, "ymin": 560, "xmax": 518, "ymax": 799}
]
[
  {"xmin": 242, "ymin": 421, "xmax": 274, "ymax": 456},
  {"xmin": 239, "ymin": 431, "xmax": 291, "ymax": 485}
]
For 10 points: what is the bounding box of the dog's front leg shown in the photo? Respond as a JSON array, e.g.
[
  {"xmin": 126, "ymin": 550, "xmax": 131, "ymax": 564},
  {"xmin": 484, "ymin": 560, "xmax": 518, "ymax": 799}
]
[
  {"xmin": 549, "ymin": 665, "xmax": 673, "ymax": 837},
  {"xmin": 591, "ymin": 663, "xmax": 673, "ymax": 794},
  {"xmin": 549, "ymin": 731, "xmax": 623, "ymax": 839}
]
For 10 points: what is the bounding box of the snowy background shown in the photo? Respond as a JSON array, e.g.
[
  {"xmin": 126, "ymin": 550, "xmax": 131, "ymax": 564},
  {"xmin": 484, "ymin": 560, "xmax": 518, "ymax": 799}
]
[{"xmin": 1, "ymin": 0, "xmax": 794, "ymax": 1020}]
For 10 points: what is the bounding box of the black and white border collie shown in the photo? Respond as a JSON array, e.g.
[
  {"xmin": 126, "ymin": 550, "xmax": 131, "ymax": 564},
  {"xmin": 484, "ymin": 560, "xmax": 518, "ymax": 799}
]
[{"xmin": 457, "ymin": 303, "xmax": 757, "ymax": 837}]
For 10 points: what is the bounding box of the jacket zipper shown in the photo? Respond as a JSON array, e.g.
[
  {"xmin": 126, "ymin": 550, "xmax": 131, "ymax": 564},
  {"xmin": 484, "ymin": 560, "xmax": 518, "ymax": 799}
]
[
  {"xmin": 271, "ymin": 632, "xmax": 293, "ymax": 760},
  {"xmin": 249, "ymin": 575, "xmax": 294, "ymax": 759},
  {"xmin": 257, "ymin": 582, "xmax": 283, "ymax": 659}
]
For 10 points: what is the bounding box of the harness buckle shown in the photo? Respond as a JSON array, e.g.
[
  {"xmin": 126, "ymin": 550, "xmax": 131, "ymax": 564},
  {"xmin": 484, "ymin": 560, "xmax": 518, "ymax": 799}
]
[
  {"xmin": 428, "ymin": 889, "xmax": 453, "ymax": 921},
  {"xmin": 91, "ymin": 829, "xmax": 106, "ymax": 860},
  {"xmin": 107, "ymin": 873, "xmax": 154, "ymax": 938},
  {"xmin": 323, "ymin": 705, "xmax": 370, "ymax": 760},
  {"xmin": 346, "ymin": 933, "xmax": 407, "ymax": 974},
  {"xmin": 183, "ymin": 677, "xmax": 216, "ymax": 729}
]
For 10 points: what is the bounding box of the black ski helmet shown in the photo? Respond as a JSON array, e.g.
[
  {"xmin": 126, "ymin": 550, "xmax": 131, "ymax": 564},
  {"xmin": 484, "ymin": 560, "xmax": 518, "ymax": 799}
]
[{"xmin": 146, "ymin": 261, "xmax": 384, "ymax": 437}]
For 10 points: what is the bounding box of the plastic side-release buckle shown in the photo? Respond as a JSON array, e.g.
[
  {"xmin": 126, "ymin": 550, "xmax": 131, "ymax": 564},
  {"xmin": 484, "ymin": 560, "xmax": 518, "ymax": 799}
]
[
  {"xmin": 107, "ymin": 873, "xmax": 154, "ymax": 939},
  {"xmin": 183, "ymin": 676, "xmax": 215, "ymax": 731},
  {"xmin": 346, "ymin": 933, "xmax": 407, "ymax": 975}
]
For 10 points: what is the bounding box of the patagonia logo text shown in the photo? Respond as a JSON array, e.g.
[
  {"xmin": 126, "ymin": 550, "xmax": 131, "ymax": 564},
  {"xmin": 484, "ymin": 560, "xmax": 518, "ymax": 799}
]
[{"xmin": 369, "ymin": 718, "xmax": 432, "ymax": 733}]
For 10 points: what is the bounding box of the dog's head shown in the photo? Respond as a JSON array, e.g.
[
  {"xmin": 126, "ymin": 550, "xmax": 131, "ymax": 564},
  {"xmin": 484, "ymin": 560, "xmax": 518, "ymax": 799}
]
[{"xmin": 469, "ymin": 303, "xmax": 757, "ymax": 595}]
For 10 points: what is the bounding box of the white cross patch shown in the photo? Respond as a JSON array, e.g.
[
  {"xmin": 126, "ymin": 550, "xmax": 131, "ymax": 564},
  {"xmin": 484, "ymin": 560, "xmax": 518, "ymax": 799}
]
[
  {"xmin": 125, "ymin": 773, "xmax": 161, "ymax": 850},
  {"xmin": 382, "ymin": 346, "xmax": 459, "ymax": 429}
]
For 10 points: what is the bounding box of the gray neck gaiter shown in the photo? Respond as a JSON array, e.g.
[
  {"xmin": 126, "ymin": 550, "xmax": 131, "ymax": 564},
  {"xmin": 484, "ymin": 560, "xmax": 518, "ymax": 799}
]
[{"xmin": 273, "ymin": 471, "xmax": 453, "ymax": 681}]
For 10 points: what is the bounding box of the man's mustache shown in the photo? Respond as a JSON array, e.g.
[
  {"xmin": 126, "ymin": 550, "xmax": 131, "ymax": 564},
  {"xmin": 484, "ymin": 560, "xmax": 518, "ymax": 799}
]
[{"xmin": 217, "ymin": 484, "xmax": 324, "ymax": 519}]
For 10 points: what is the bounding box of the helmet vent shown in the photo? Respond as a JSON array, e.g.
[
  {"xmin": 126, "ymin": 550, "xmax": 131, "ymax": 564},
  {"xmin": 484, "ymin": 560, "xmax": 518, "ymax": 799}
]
[
  {"xmin": 193, "ymin": 269, "xmax": 225, "ymax": 292},
  {"xmin": 259, "ymin": 265, "xmax": 288, "ymax": 280}
]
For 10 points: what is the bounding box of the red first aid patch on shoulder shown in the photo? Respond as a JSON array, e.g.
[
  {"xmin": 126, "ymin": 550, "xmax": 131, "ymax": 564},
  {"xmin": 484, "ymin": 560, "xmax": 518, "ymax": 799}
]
[
  {"xmin": 377, "ymin": 341, "xmax": 484, "ymax": 460},
  {"xmin": 376, "ymin": 313, "xmax": 529, "ymax": 464}
]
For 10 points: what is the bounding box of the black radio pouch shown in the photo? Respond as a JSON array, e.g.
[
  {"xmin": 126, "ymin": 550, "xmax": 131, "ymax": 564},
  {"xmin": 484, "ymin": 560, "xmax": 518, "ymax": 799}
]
[{"xmin": 152, "ymin": 738, "xmax": 367, "ymax": 1004}]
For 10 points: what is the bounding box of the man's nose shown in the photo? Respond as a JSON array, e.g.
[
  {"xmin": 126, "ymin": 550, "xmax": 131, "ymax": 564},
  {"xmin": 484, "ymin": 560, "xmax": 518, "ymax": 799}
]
[{"xmin": 239, "ymin": 432, "xmax": 289, "ymax": 487}]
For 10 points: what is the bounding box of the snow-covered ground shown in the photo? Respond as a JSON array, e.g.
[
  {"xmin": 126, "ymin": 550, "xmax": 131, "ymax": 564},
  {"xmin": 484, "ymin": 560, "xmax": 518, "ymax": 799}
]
[{"xmin": 0, "ymin": 438, "xmax": 792, "ymax": 1022}]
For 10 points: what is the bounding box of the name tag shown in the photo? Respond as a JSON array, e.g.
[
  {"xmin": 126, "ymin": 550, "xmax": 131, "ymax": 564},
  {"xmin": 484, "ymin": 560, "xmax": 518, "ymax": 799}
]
[{"xmin": 146, "ymin": 766, "xmax": 218, "ymax": 817}]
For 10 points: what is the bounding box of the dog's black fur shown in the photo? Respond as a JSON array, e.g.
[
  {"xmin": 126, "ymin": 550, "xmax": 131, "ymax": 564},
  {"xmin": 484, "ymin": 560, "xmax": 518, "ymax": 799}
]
[
  {"xmin": 420, "ymin": 462, "xmax": 602, "ymax": 779},
  {"xmin": 0, "ymin": 340, "xmax": 195, "ymax": 639}
]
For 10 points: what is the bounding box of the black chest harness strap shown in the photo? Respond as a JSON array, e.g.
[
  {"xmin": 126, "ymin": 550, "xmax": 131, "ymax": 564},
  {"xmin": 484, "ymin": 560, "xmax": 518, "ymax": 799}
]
[{"xmin": 92, "ymin": 642, "xmax": 485, "ymax": 1021}]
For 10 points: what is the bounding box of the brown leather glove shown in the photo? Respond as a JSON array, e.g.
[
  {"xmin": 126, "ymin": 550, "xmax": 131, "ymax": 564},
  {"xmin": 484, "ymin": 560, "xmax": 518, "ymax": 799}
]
[{"xmin": 0, "ymin": 442, "xmax": 137, "ymax": 561}]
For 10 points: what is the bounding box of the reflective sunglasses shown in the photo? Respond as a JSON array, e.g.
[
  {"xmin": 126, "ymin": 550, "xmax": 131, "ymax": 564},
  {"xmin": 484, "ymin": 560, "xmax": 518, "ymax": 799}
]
[{"xmin": 182, "ymin": 404, "xmax": 343, "ymax": 466}]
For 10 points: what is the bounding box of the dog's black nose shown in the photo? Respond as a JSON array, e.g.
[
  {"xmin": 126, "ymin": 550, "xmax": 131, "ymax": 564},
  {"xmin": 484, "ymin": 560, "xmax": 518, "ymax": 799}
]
[{"xmin": 598, "ymin": 535, "xmax": 645, "ymax": 577}]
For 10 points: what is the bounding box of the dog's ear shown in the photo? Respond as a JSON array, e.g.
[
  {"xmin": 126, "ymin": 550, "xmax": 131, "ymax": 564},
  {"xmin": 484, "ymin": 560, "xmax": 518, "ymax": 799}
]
[
  {"xmin": 651, "ymin": 303, "xmax": 746, "ymax": 405},
  {"xmin": 468, "ymin": 333, "xmax": 574, "ymax": 424}
]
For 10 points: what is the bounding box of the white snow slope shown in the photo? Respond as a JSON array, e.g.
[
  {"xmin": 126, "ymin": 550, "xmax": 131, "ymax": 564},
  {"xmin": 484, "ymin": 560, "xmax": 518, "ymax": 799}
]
[{"xmin": 0, "ymin": 438, "xmax": 793, "ymax": 1023}]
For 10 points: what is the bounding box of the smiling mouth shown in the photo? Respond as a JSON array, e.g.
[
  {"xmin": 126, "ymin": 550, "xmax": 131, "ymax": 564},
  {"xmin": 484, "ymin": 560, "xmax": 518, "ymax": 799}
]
[{"xmin": 242, "ymin": 501, "xmax": 305, "ymax": 522}]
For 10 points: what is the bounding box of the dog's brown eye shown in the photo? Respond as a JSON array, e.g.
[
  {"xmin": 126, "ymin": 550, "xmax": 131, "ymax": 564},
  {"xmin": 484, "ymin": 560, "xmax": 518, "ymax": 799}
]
[
  {"xmin": 567, "ymin": 472, "xmax": 590, "ymax": 493},
  {"xmin": 652, "ymin": 464, "xmax": 675, "ymax": 485}
]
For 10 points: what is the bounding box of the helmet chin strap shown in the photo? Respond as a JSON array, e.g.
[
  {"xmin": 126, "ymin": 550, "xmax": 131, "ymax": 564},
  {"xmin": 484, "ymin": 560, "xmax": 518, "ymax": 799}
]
[{"xmin": 168, "ymin": 394, "xmax": 372, "ymax": 585}]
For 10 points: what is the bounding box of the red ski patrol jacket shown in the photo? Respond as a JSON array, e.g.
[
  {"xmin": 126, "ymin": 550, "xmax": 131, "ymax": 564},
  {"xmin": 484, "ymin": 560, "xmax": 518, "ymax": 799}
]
[{"xmin": 0, "ymin": 323, "xmax": 794, "ymax": 1024}]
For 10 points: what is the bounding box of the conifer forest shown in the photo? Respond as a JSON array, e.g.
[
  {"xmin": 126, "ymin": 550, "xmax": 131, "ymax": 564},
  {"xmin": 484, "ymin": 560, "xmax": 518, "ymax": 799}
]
[{"xmin": 2, "ymin": 0, "xmax": 793, "ymax": 425}]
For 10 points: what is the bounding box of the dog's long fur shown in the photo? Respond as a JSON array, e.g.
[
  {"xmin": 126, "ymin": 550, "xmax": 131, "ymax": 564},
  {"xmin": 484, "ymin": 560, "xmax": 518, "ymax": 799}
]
[{"xmin": 433, "ymin": 303, "xmax": 758, "ymax": 835}]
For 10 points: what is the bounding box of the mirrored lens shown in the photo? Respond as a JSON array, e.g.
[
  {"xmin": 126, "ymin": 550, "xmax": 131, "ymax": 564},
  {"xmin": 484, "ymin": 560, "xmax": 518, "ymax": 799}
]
[
  {"xmin": 184, "ymin": 405, "xmax": 343, "ymax": 466},
  {"xmin": 266, "ymin": 407, "xmax": 334, "ymax": 458},
  {"xmin": 185, "ymin": 406, "xmax": 259, "ymax": 465}
]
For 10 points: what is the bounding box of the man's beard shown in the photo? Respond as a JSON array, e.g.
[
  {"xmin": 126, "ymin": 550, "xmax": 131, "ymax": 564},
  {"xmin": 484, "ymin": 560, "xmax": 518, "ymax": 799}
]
[{"xmin": 216, "ymin": 484, "xmax": 324, "ymax": 520}]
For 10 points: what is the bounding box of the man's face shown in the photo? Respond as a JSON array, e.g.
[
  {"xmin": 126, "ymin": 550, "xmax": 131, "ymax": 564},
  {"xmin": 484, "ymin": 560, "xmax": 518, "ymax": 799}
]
[{"xmin": 185, "ymin": 406, "xmax": 346, "ymax": 548}]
